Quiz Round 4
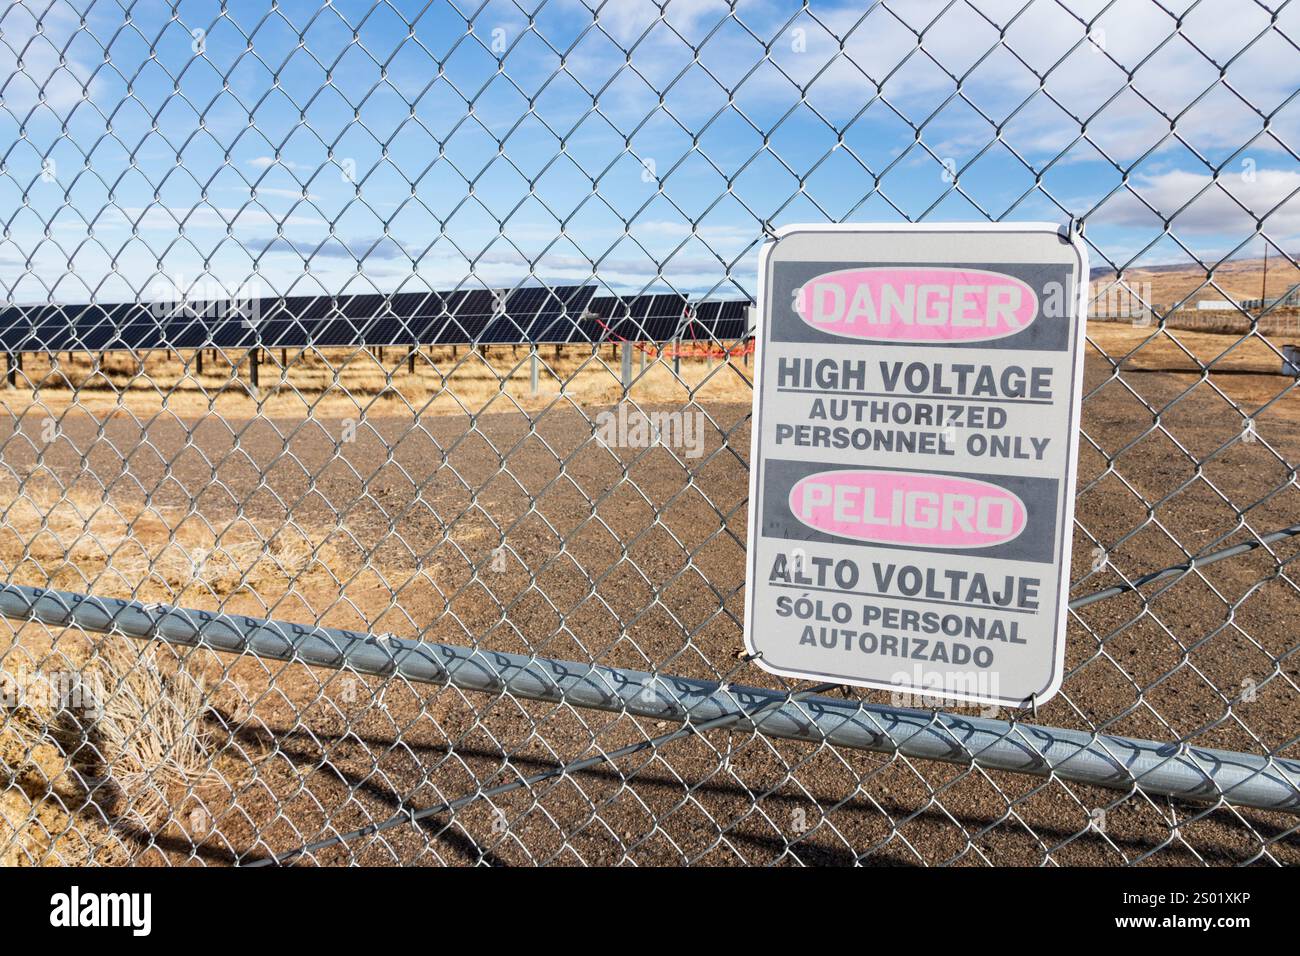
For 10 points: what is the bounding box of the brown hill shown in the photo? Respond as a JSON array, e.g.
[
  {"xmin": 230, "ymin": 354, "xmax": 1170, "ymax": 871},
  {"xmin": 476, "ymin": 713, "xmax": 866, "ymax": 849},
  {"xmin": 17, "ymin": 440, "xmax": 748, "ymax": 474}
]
[{"xmin": 1091, "ymin": 252, "xmax": 1300, "ymax": 311}]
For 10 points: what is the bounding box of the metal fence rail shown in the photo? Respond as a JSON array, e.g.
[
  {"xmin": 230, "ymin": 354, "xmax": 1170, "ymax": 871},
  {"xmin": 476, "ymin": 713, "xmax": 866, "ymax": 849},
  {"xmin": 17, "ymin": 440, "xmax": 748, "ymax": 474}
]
[
  {"xmin": 2, "ymin": 0, "xmax": 1299, "ymax": 866},
  {"xmin": 4, "ymin": 582, "xmax": 1299, "ymax": 819}
]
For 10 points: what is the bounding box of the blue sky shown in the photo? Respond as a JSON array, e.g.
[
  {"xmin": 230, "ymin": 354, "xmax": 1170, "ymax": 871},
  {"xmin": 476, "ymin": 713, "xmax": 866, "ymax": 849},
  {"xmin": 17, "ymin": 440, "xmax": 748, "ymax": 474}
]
[{"xmin": 1, "ymin": 0, "xmax": 1297, "ymax": 306}]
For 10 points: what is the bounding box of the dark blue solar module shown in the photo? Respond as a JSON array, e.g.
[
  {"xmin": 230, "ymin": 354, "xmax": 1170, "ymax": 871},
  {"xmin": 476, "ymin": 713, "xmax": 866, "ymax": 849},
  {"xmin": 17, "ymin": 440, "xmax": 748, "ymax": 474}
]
[
  {"xmin": 682, "ymin": 300, "xmax": 753, "ymax": 342},
  {"xmin": 0, "ymin": 286, "xmax": 754, "ymax": 351},
  {"xmin": 516, "ymin": 286, "xmax": 598, "ymax": 343},
  {"xmin": 586, "ymin": 294, "xmax": 688, "ymax": 341}
]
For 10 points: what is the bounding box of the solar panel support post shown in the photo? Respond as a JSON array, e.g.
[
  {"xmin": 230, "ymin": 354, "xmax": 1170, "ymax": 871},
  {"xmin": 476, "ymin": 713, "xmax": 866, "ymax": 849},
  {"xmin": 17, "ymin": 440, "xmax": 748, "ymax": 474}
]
[
  {"xmin": 638, "ymin": 344, "xmax": 645, "ymax": 375},
  {"xmin": 4, "ymin": 352, "xmax": 13, "ymax": 388},
  {"xmin": 673, "ymin": 337, "xmax": 680, "ymax": 377},
  {"xmin": 249, "ymin": 347, "xmax": 259, "ymax": 392},
  {"xmin": 621, "ymin": 340, "xmax": 632, "ymax": 390},
  {"xmin": 529, "ymin": 347, "xmax": 539, "ymax": 396},
  {"xmin": 408, "ymin": 346, "xmax": 416, "ymax": 375},
  {"xmin": 196, "ymin": 349, "xmax": 203, "ymax": 377}
]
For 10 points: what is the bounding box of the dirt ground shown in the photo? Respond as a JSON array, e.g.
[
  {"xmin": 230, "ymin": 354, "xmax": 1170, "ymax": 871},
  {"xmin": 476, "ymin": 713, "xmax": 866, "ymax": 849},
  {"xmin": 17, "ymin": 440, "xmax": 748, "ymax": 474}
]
[{"xmin": 1, "ymin": 324, "xmax": 1298, "ymax": 866}]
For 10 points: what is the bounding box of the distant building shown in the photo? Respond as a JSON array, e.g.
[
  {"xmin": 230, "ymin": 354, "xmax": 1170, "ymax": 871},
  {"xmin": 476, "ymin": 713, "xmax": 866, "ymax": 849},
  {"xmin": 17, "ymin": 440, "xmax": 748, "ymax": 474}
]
[{"xmin": 1239, "ymin": 290, "xmax": 1300, "ymax": 310}]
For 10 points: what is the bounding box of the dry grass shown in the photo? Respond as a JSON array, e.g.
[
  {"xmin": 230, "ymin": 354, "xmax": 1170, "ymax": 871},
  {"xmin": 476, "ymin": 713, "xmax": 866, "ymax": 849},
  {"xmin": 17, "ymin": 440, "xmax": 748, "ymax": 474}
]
[
  {"xmin": 1086, "ymin": 320, "xmax": 1300, "ymax": 405},
  {"xmin": 83, "ymin": 639, "xmax": 225, "ymax": 831},
  {"xmin": 0, "ymin": 478, "xmax": 343, "ymax": 605},
  {"xmin": 0, "ymin": 343, "xmax": 756, "ymax": 420},
  {"xmin": 0, "ymin": 477, "xmax": 334, "ymax": 865},
  {"xmin": 1090, "ymin": 307, "xmax": 1300, "ymax": 338},
  {"xmin": 1, "ymin": 635, "xmax": 242, "ymax": 865}
]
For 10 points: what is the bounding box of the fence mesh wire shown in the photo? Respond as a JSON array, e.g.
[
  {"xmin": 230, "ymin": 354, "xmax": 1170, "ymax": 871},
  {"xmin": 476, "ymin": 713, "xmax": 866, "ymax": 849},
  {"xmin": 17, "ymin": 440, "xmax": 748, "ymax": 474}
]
[{"xmin": 1, "ymin": 0, "xmax": 1299, "ymax": 866}]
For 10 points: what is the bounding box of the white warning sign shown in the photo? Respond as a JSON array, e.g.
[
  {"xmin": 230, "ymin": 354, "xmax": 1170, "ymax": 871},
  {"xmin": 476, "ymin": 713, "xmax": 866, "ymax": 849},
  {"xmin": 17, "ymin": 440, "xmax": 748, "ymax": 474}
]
[{"xmin": 744, "ymin": 223, "xmax": 1088, "ymax": 708}]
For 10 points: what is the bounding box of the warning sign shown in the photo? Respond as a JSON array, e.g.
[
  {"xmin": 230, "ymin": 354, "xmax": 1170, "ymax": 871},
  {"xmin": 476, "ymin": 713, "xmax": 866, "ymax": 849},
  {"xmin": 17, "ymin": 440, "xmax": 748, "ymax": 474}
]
[{"xmin": 744, "ymin": 223, "xmax": 1088, "ymax": 707}]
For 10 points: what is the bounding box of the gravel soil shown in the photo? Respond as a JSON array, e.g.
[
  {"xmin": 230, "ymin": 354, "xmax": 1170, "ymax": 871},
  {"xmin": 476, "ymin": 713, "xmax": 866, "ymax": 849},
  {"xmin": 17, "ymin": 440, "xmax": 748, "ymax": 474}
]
[{"xmin": 2, "ymin": 326, "xmax": 1298, "ymax": 866}]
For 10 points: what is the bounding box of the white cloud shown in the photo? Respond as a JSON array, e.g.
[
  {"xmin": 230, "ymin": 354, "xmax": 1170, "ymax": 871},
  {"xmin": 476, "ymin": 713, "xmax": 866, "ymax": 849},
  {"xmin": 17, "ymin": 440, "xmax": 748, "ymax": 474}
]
[
  {"xmin": 568, "ymin": 0, "xmax": 1298, "ymax": 168},
  {"xmin": 806, "ymin": 0, "xmax": 1297, "ymax": 163},
  {"xmin": 0, "ymin": 3, "xmax": 104, "ymax": 116},
  {"xmin": 583, "ymin": 0, "xmax": 768, "ymax": 44},
  {"xmin": 40, "ymin": 201, "xmax": 324, "ymax": 238},
  {"xmin": 246, "ymin": 156, "xmax": 311, "ymax": 172},
  {"xmin": 1090, "ymin": 167, "xmax": 1300, "ymax": 239}
]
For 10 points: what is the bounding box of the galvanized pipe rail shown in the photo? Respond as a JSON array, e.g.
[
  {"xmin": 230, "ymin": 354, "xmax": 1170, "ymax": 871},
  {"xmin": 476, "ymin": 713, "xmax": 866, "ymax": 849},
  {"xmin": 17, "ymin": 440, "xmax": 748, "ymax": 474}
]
[{"xmin": 2, "ymin": 582, "xmax": 1297, "ymax": 814}]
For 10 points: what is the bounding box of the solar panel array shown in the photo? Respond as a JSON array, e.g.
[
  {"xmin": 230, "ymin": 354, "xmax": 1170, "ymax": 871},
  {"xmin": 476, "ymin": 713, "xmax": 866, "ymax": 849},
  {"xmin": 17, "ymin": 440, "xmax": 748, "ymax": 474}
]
[
  {"xmin": 684, "ymin": 300, "xmax": 750, "ymax": 342},
  {"xmin": 587, "ymin": 294, "xmax": 689, "ymax": 342},
  {"xmin": 0, "ymin": 287, "xmax": 752, "ymax": 352}
]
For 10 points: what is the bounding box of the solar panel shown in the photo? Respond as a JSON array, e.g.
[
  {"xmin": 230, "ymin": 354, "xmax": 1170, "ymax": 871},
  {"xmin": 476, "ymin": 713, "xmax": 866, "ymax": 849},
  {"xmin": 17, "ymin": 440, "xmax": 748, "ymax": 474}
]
[
  {"xmin": 585, "ymin": 294, "xmax": 687, "ymax": 341},
  {"xmin": 210, "ymin": 319, "xmax": 260, "ymax": 350},
  {"xmin": 530, "ymin": 286, "xmax": 600, "ymax": 343},
  {"xmin": 255, "ymin": 321, "xmax": 301, "ymax": 349},
  {"xmin": 0, "ymin": 308, "xmax": 34, "ymax": 350},
  {"xmin": 683, "ymin": 299, "xmax": 752, "ymax": 343},
  {"xmin": 305, "ymin": 316, "xmax": 360, "ymax": 347},
  {"xmin": 714, "ymin": 299, "xmax": 753, "ymax": 341},
  {"xmin": 0, "ymin": 288, "xmax": 754, "ymax": 352},
  {"xmin": 479, "ymin": 286, "xmax": 531, "ymax": 343},
  {"xmin": 165, "ymin": 320, "xmax": 213, "ymax": 350},
  {"xmin": 491, "ymin": 286, "xmax": 547, "ymax": 342},
  {"xmin": 630, "ymin": 294, "xmax": 689, "ymax": 341},
  {"xmin": 295, "ymin": 296, "xmax": 337, "ymax": 322},
  {"xmin": 428, "ymin": 309, "xmax": 494, "ymax": 344},
  {"xmin": 503, "ymin": 285, "xmax": 598, "ymax": 343},
  {"xmin": 391, "ymin": 290, "xmax": 443, "ymax": 317},
  {"xmin": 341, "ymin": 294, "xmax": 385, "ymax": 319},
  {"xmin": 361, "ymin": 318, "xmax": 405, "ymax": 347},
  {"xmin": 450, "ymin": 289, "xmax": 500, "ymax": 318},
  {"xmin": 479, "ymin": 317, "xmax": 530, "ymax": 343}
]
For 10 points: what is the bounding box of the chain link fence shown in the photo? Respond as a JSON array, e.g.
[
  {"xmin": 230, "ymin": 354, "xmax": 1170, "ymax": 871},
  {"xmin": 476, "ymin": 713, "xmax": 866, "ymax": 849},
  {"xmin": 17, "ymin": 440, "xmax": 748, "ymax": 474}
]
[{"xmin": 1, "ymin": 0, "xmax": 1299, "ymax": 866}]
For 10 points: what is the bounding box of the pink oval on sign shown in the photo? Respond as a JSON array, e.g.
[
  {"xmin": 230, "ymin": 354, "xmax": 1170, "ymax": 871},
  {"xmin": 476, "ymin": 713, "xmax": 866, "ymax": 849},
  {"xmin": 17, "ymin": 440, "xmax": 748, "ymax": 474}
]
[
  {"xmin": 791, "ymin": 267, "xmax": 1038, "ymax": 343},
  {"xmin": 788, "ymin": 469, "xmax": 1027, "ymax": 549}
]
